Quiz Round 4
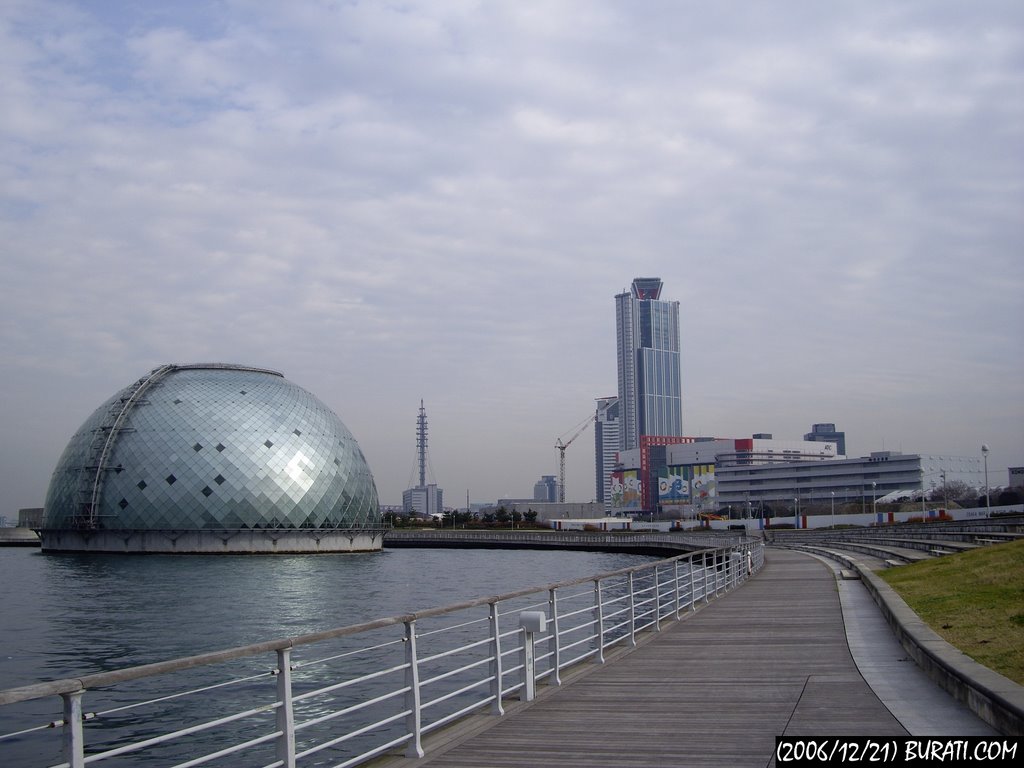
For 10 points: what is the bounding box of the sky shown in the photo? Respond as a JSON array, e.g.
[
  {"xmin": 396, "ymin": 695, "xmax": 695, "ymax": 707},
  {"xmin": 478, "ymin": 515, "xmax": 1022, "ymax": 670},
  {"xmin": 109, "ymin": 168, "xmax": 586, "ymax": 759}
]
[{"xmin": 1, "ymin": 1, "xmax": 1021, "ymax": 514}]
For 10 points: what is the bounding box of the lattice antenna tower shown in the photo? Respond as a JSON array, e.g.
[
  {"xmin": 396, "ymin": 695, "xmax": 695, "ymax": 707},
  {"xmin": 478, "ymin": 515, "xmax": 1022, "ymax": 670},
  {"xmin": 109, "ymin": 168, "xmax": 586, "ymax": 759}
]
[{"xmin": 416, "ymin": 399, "xmax": 428, "ymax": 488}]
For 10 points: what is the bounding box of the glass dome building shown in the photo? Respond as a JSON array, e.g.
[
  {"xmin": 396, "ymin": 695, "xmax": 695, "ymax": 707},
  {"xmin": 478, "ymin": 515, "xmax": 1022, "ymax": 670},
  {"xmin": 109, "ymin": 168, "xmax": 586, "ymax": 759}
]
[{"xmin": 41, "ymin": 364, "xmax": 383, "ymax": 553}]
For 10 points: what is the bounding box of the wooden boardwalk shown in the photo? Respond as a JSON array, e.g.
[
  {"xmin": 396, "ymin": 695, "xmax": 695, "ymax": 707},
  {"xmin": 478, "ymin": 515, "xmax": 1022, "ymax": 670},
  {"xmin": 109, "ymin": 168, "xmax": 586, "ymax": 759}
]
[{"xmin": 406, "ymin": 548, "xmax": 907, "ymax": 768}]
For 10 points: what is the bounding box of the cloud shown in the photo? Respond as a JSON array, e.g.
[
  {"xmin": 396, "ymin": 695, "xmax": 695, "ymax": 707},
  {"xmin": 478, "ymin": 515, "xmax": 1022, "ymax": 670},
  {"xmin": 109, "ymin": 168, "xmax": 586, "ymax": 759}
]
[{"xmin": 0, "ymin": 1, "xmax": 1021, "ymax": 511}]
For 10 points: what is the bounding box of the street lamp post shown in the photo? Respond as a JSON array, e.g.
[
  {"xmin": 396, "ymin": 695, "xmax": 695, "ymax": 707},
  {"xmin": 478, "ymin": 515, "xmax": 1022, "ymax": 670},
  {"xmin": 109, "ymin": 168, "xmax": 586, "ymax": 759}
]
[
  {"xmin": 941, "ymin": 471, "xmax": 948, "ymax": 509},
  {"xmin": 794, "ymin": 497, "xmax": 799, "ymax": 529},
  {"xmin": 831, "ymin": 491, "xmax": 835, "ymax": 530},
  {"xmin": 871, "ymin": 481, "xmax": 877, "ymax": 518},
  {"xmin": 982, "ymin": 444, "xmax": 991, "ymax": 510}
]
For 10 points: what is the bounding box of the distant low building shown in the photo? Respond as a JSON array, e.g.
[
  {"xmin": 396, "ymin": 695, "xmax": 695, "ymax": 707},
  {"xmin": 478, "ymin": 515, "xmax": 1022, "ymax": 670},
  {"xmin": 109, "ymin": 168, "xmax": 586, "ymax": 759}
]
[
  {"xmin": 403, "ymin": 484, "xmax": 443, "ymax": 518},
  {"xmin": 482, "ymin": 501, "xmax": 606, "ymax": 522},
  {"xmin": 612, "ymin": 435, "xmax": 847, "ymax": 516},
  {"xmin": 716, "ymin": 451, "xmax": 982, "ymax": 514},
  {"xmin": 549, "ymin": 517, "xmax": 634, "ymax": 531},
  {"xmin": 18, "ymin": 508, "xmax": 44, "ymax": 528}
]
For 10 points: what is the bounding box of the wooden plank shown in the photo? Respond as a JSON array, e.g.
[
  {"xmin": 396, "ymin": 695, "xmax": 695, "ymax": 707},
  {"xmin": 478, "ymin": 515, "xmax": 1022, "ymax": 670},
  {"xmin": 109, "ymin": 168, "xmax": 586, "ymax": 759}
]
[{"xmin": 399, "ymin": 550, "xmax": 906, "ymax": 768}]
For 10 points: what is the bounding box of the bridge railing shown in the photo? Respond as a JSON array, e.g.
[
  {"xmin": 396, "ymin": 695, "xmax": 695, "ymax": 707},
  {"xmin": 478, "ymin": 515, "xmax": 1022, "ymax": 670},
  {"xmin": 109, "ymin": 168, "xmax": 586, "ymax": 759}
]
[{"xmin": 0, "ymin": 541, "xmax": 763, "ymax": 768}]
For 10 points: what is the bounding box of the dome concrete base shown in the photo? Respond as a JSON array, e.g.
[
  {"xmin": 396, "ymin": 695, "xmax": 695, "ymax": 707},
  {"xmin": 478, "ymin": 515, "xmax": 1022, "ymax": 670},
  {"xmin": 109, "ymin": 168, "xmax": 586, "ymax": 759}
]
[{"xmin": 38, "ymin": 529, "xmax": 386, "ymax": 554}]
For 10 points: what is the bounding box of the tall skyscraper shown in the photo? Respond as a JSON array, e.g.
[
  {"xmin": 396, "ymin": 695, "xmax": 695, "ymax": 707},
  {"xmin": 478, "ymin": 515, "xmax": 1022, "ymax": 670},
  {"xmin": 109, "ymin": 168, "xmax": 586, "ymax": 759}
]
[
  {"xmin": 804, "ymin": 423, "xmax": 846, "ymax": 456},
  {"xmin": 533, "ymin": 475, "xmax": 559, "ymax": 502},
  {"xmin": 615, "ymin": 277, "xmax": 683, "ymax": 451},
  {"xmin": 594, "ymin": 396, "xmax": 620, "ymax": 507}
]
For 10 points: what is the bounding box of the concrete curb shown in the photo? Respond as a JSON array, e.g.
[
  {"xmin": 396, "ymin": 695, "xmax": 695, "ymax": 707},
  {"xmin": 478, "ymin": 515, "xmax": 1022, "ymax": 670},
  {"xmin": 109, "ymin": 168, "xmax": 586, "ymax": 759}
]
[{"xmin": 856, "ymin": 564, "xmax": 1024, "ymax": 738}]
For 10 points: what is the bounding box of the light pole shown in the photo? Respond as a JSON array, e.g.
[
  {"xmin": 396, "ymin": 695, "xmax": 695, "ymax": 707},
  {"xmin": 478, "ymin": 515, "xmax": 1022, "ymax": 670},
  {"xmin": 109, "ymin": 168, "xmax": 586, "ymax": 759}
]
[
  {"xmin": 794, "ymin": 497, "xmax": 799, "ymax": 529},
  {"xmin": 831, "ymin": 491, "xmax": 835, "ymax": 530},
  {"xmin": 941, "ymin": 470, "xmax": 948, "ymax": 509},
  {"xmin": 871, "ymin": 481, "xmax": 877, "ymax": 518},
  {"xmin": 982, "ymin": 444, "xmax": 991, "ymax": 510}
]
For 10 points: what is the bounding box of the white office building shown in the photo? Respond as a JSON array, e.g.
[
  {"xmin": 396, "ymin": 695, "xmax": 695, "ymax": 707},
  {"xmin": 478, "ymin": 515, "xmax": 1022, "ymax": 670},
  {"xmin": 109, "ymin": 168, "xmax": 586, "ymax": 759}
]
[
  {"xmin": 594, "ymin": 396, "xmax": 620, "ymax": 508},
  {"xmin": 715, "ymin": 451, "xmax": 982, "ymax": 513},
  {"xmin": 403, "ymin": 484, "xmax": 443, "ymax": 517}
]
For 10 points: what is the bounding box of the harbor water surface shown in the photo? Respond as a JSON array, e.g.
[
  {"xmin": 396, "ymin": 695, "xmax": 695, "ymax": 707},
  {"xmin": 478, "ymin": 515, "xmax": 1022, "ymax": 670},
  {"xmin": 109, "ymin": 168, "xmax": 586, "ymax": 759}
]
[
  {"xmin": 0, "ymin": 545, "xmax": 654, "ymax": 764},
  {"xmin": 1, "ymin": 546, "xmax": 654, "ymax": 688}
]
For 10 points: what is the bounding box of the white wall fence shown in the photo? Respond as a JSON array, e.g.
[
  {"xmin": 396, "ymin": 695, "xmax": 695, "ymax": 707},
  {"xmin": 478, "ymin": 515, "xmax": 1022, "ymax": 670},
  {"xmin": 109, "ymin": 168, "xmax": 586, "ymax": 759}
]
[{"xmin": 696, "ymin": 504, "xmax": 1024, "ymax": 531}]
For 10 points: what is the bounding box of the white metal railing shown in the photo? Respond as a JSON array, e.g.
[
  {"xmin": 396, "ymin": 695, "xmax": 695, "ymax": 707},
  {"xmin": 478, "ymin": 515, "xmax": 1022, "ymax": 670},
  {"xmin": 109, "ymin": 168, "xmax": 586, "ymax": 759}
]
[{"xmin": 0, "ymin": 541, "xmax": 763, "ymax": 768}]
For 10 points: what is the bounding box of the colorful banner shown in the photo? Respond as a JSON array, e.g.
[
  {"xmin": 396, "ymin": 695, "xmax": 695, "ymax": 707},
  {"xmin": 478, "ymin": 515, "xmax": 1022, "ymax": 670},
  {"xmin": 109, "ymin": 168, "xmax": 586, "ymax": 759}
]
[
  {"xmin": 658, "ymin": 467, "xmax": 689, "ymax": 502},
  {"xmin": 691, "ymin": 465, "xmax": 716, "ymax": 501},
  {"xmin": 610, "ymin": 469, "xmax": 642, "ymax": 510}
]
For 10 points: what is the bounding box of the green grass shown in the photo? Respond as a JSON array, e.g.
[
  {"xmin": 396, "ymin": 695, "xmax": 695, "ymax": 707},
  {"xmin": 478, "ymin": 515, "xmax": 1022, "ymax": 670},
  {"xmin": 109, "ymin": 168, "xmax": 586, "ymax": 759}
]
[{"xmin": 878, "ymin": 539, "xmax": 1024, "ymax": 684}]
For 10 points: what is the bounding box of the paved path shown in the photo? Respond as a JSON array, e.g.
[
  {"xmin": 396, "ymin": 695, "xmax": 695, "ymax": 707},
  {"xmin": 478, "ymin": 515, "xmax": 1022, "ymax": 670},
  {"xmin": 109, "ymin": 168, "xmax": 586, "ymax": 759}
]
[
  {"xmin": 810, "ymin": 552, "xmax": 995, "ymax": 737},
  {"xmin": 404, "ymin": 548, "xmax": 991, "ymax": 768}
]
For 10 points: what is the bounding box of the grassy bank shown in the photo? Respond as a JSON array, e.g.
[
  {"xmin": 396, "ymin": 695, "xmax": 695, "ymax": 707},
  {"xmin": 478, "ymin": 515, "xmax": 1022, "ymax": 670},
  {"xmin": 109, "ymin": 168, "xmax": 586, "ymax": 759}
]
[{"xmin": 878, "ymin": 539, "xmax": 1024, "ymax": 684}]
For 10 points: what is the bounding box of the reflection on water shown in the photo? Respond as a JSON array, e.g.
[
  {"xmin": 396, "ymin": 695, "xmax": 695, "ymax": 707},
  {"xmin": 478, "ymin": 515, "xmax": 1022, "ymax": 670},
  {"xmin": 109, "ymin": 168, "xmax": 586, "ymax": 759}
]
[{"xmin": 0, "ymin": 546, "xmax": 654, "ymax": 765}]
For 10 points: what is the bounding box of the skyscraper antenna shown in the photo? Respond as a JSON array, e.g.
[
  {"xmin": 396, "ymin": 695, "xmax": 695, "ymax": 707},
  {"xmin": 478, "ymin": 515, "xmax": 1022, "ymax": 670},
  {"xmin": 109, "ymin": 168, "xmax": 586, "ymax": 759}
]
[{"xmin": 416, "ymin": 399, "xmax": 428, "ymax": 488}]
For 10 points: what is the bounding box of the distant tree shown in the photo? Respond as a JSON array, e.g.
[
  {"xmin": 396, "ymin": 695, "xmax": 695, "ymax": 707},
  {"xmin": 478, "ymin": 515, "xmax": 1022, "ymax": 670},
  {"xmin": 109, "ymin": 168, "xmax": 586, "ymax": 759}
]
[
  {"xmin": 524, "ymin": 509, "xmax": 538, "ymax": 525},
  {"xmin": 481, "ymin": 512, "xmax": 496, "ymax": 525},
  {"xmin": 997, "ymin": 488, "xmax": 1022, "ymax": 505},
  {"xmin": 929, "ymin": 479, "xmax": 974, "ymax": 505},
  {"xmin": 495, "ymin": 507, "xmax": 510, "ymax": 525}
]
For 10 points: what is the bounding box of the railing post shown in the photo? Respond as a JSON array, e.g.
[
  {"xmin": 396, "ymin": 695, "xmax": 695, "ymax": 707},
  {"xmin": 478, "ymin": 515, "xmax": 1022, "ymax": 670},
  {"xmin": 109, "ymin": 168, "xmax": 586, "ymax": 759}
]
[
  {"xmin": 275, "ymin": 648, "xmax": 296, "ymax": 768},
  {"xmin": 703, "ymin": 555, "xmax": 710, "ymax": 604},
  {"xmin": 488, "ymin": 602, "xmax": 505, "ymax": 715},
  {"xmin": 404, "ymin": 620, "xmax": 424, "ymax": 758},
  {"xmin": 548, "ymin": 587, "xmax": 562, "ymax": 685},
  {"xmin": 653, "ymin": 565, "xmax": 662, "ymax": 631},
  {"xmin": 689, "ymin": 556, "xmax": 697, "ymax": 611},
  {"xmin": 673, "ymin": 560, "xmax": 681, "ymax": 619},
  {"xmin": 627, "ymin": 572, "xmax": 637, "ymax": 647},
  {"xmin": 61, "ymin": 690, "xmax": 85, "ymax": 768},
  {"xmin": 593, "ymin": 580, "xmax": 605, "ymax": 664},
  {"xmin": 518, "ymin": 612, "xmax": 546, "ymax": 702}
]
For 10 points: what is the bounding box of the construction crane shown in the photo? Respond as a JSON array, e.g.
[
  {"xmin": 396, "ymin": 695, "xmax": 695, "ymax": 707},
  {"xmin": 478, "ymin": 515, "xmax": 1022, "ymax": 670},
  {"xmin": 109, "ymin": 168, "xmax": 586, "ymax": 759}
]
[{"xmin": 555, "ymin": 414, "xmax": 594, "ymax": 503}]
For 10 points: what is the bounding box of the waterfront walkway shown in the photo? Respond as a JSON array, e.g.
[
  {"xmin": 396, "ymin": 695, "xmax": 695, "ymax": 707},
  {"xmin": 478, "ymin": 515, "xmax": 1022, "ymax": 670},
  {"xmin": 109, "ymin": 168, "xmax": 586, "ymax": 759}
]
[{"xmin": 397, "ymin": 548, "xmax": 992, "ymax": 768}]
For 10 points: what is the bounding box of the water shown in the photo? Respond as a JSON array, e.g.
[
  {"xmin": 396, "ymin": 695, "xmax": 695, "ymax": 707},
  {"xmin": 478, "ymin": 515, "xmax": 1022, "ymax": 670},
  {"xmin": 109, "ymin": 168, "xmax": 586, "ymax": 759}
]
[{"xmin": 0, "ymin": 546, "xmax": 655, "ymax": 765}]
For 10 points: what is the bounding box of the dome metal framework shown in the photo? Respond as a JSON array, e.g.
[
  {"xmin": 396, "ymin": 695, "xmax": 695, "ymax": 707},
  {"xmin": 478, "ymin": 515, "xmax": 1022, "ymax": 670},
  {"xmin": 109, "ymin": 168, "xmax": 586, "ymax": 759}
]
[{"xmin": 42, "ymin": 364, "xmax": 383, "ymax": 553}]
